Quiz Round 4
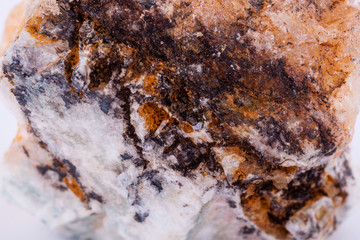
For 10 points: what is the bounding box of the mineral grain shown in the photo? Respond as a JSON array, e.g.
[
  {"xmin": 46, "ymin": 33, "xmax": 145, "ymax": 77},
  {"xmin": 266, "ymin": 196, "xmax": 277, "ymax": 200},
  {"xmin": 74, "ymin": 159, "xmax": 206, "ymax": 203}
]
[{"xmin": 1, "ymin": 0, "xmax": 360, "ymax": 239}]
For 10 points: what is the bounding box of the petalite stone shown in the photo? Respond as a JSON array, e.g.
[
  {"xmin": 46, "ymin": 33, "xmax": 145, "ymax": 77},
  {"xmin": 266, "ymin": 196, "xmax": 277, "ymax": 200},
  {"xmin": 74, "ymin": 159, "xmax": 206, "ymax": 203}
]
[{"xmin": 1, "ymin": 0, "xmax": 360, "ymax": 239}]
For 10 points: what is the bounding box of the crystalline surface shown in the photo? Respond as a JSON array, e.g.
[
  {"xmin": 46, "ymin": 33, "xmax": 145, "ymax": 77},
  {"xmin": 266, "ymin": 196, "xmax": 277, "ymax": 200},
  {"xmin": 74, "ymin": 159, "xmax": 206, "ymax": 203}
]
[{"xmin": 1, "ymin": 0, "xmax": 360, "ymax": 239}]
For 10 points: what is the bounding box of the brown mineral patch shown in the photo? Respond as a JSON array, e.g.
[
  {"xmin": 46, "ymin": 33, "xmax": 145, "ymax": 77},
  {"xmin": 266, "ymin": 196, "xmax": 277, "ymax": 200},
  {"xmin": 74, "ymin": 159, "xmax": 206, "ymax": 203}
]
[
  {"xmin": 63, "ymin": 176, "xmax": 88, "ymax": 204},
  {"xmin": 214, "ymin": 146, "xmax": 263, "ymax": 181},
  {"xmin": 26, "ymin": 16, "xmax": 58, "ymax": 44},
  {"xmin": 241, "ymin": 191, "xmax": 289, "ymax": 239},
  {"xmin": 241, "ymin": 166, "xmax": 349, "ymax": 239},
  {"xmin": 234, "ymin": 162, "xmax": 262, "ymax": 181},
  {"xmin": 180, "ymin": 121, "xmax": 194, "ymax": 133},
  {"xmin": 64, "ymin": 45, "xmax": 80, "ymax": 85},
  {"xmin": 143, "ymin": 74, "xmax": 159, "ymax": 95},
  {"xmin": 223, "ymin": 93, "xmax": 262, "ymax": 120},
  {"xmin": 269, "ymin": 167, "xmax": 298, "ymax": 190},
  {"xmin": 139, "ymin": 102, "xmax": 172, "ymax": 132}
]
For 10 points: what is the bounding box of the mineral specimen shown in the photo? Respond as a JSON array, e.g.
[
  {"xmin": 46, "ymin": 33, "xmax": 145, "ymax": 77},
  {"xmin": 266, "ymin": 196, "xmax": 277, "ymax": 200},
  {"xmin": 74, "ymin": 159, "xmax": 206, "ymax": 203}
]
[{"xmin": 1, "ymin": 0, "xmax": 360, "ymax": 239}]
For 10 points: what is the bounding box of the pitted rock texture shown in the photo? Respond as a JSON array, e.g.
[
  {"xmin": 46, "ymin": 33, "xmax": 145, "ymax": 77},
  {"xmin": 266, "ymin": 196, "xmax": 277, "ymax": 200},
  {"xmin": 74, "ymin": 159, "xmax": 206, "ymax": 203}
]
[{"xmin": 1, "ymin": 0, "xmax": 360, "ymax": 239}]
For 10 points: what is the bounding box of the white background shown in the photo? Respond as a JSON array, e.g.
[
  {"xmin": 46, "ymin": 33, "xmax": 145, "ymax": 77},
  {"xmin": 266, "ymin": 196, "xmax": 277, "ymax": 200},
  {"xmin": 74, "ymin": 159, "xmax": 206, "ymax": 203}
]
[{"xmin": 0, "ymin": 1, "xmax": 359, "ymax": 239}]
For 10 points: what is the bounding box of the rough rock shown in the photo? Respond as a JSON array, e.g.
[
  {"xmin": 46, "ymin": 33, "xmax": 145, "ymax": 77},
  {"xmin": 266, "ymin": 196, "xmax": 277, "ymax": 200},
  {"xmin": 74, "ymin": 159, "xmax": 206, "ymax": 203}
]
[{"xmin": 1, "ymin": 0, "xmax": 360, "ymax": 239}]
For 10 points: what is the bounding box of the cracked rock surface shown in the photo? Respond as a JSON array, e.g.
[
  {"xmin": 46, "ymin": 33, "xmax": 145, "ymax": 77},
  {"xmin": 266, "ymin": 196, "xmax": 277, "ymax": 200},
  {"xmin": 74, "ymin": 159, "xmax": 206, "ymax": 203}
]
[{"xmin": 1, "ymin": 0, "xmax": 360, "ymax": 239}]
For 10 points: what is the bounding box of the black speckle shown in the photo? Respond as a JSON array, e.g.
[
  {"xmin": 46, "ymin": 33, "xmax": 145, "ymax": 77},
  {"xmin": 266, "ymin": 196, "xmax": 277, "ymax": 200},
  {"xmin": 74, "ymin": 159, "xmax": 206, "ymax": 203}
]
[
  {"xmin": 241, "ymin": 226, "xmax": 256, "ymax": 235},
  {"xmin": 117, "ymin": 87, "xmax": 148, "ymax": 168},
  {"xmin": 139, "ymin": 0, "xmax": 156, "ymax": 9},
  {"xmin": 267, "ymin": 212, "xmax": 283, "ymax": 225},
  {"xmin": 99, "ymin": 96, "xmax": 113, "ymax": 114},
  {"xmin": 61, "ymin": 92, "xmax": 79, "ymax": 108},
  {"xmin": 249, "ymin": 0, "xmax": 265, "ymax": 11},
  {"xmin": 23, "ymin": 146, "xmax": 30, "ymax": 158},
  {"xmin": 132, "ymin": 158, "xmax": 146, "ymax": 167},
  {"xmin": 23, "ymin": 109, "xmax": 31, "ymax": 117},
  {"xmin": 151, "ymin": 179, "xmax": 163, "ymax": 192},
  {"xmin": 312, "ymin": 118, "xmax": 335, "ymax": 155},
  {"xmin": 163, "ymin": 136, "xmax": 217, "ymax": 176},
  {"xmin": 88, "ymin": 191, "xmax": 104, "ymax": 203},
  {"xmin": 344, "ymin": 160, "xmax": 353, "ymax": 177},
  {"xmin": 324, "ymin": 147, "xmax": 337, "ymax": 156},
  {"xmin": 13, "ymin": 86, "xmax": 28, "ymax": 106},
  {"xmin": 134, "ymin": 211, "xmax": 149, "ymax": 223},
  {"xmin": 255, "ymin": 116, "xmax": 302, "ymax": 155},
  {"xmin": 121, "ymin": 153, "xmax": 133, "ymax": 160},
  {"xmin": 38, "ymin": 87, "xmax": 45, "ymax": 93},
  {"xmin": 36, "ymin": 166, "xmax": 51, "ymax": 176},
  {"xmin": 55, "ymin": 185, "xmax": 68, "ymax": 191},
  {"xmin": 138, "ymin": 170, "xmax": 163, "ymax": 192},
  {"xmin": 6, "ymin": 56, "xmax": 35, "ymax": 79},
  {"xmin": 36, "ymin": 164, "xmax": 67, "ymax": 181},
  {"xmin": 139, "ymin": 170, "xmax": 158, "ymax": 180},
  {"xmin": 42, "ymin": 73, "xmax": 66, "ymax": 89},
  {"xmin": 132, "ymin": 194, "xmax": 142, "ymax": 206},
  {"xmin": 285, "ymin": 168, "xmax": 324, "ymax": 201},
  {"xmin": 62, "ymin": 159, "xmax": 80, "ymax": 178},
  {"xmin": 227, "ymin": 199, "xmax": 237, "ymax": 208}
]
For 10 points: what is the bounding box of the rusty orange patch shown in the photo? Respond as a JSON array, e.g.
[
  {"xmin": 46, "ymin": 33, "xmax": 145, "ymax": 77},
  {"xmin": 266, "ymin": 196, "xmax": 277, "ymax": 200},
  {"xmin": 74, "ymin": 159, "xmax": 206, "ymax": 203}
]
[
  {"xmin": 64, "ymin": 45, "xmax": 80, "ymax": 85},
  {"xmin": 26, "ymin": 16, "xmax": 57, "ymax": 44},
  {"xmin": 63, "ymin": 176, "xmax": 88, "ymax": 204},
  {"xmin": 242, "ymin": 193, "xmax": 289, "ymax": 239},
  {"xmin": 180, "ymin": 122, "xmax": 194, "ymax": 133},
  {"xmin": 143, "ymin": 74, "xmax": 158, "ymax": 94},
  {"xmin": 139, "ymin": 102, "xmax": 171, "ymax": 132}
]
